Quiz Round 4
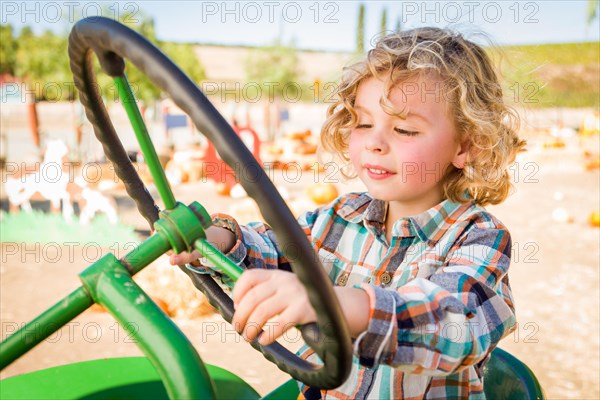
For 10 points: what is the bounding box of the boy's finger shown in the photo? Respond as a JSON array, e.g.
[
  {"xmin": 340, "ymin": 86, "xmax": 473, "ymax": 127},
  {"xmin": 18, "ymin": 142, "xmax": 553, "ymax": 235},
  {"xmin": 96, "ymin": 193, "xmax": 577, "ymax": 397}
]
[
  {"xmin": 170, "ymin": 252, "xmax": 188, "ymax": 265},
  {"xmin": 169, "ymin": 250, "xmax": 200, "ymax": 265},
  {"xmin": 231, "ymin": 282, "xmax": 277, "ymax": 334},
  {"xmin": 243, "ymin": 299, "xmax": 286, "ymax": 343},
  {"xmin": 257, "ymin": 310, "xmax": 295, "ymax": 346},
  {"xmin": 232, "ymin": 269, "xmax": 271, "ymax": 307}
]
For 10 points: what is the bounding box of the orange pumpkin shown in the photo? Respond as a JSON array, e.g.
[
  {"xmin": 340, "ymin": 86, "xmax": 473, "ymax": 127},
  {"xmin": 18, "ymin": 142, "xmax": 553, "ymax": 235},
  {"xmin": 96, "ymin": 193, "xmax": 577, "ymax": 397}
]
[
  {"xmin": 267, "ymin": 144, "xmax": 284, "ymax": 155},
  {"xmin": 90, "ymin": 297, "xmax": 170, "ymax": 315},
  {"xmin": 165, "ymin": 160, "xmax": 189, "ymax": 184},
  {"xmin": 589, "ymin": 211, "xmax": 600, "ymax": 227},
  {"xmin": 89, "ymin": 303, "xmax": 107, "ymax": 313},
  {"xmin": 585, "ymin": 158, "xmax": 600, "ymax": 171},
  {"xmin": 306, "ymin": 162, "xmax": 326, "ymax": 172},
  {"xmin": 271, "ymin": 160, "xmax": 285, "ymax": 170},
  {"xmin": 294, "ymin": 142, "xmax": 317, "ymax": 155},
  {"xmin": 306, "ymin": 183, "xmax": 338, "ymax": 205},
  {"xmin": 152, "ymin": 297, "xmax": 171, "ymax": 316},
  {"xmin": 215, "ymin": 182, "xmax": 231, "ymax": 196},
  {"xmin": 287, "ymin": 130, "xmax": 311, "ymax": 140}
]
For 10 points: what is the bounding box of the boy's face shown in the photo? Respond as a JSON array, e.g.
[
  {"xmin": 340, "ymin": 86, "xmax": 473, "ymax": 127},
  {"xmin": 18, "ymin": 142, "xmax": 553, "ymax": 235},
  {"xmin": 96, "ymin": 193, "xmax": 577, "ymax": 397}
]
[{"xmin": 348, "ymin": 75, "xmax": 467, "ymax": 217}]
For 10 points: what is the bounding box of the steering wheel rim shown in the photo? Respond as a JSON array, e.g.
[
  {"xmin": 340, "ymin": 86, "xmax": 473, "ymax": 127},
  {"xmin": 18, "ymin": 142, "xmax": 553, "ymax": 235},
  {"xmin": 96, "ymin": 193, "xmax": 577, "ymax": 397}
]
[{"xmin": 68, "ymin": 17, "xmax": 352, "ymax": 389}]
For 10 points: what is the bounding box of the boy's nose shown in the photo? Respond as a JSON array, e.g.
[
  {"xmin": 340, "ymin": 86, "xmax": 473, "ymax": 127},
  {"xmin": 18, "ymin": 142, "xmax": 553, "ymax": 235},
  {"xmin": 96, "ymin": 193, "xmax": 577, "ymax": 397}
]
[{"xmin": 365, "ymin": 130, "xmax": 388, "ymax": 153}]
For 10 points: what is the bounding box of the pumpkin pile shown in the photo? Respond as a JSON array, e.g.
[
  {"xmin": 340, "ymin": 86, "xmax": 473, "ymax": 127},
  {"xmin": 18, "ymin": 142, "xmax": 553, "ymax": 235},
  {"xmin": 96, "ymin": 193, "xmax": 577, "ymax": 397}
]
[
  {"xmin": 583, "ymin": 151, "xmax": 600, "ymax": 171},
  {"xmin": 89, "ymin": 257, "xmax": 216, "ymax": 319},
  {"xmin": 267, "ymin": 130, "xmax": 318, "ymax": 158},
  {"xmin": 133, "ymin": 256, "xmax": 215, "ymax": 319},
  {"xmin": 164, "ymin": 145, "xmax": 207, "ymax": 185}
]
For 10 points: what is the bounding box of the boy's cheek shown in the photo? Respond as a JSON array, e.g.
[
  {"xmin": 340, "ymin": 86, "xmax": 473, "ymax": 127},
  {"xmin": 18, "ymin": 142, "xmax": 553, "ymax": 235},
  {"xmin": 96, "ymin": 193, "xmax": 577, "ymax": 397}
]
[
  {"xmin": 348, "ymin": 141, "xmax": 362, "ymax": 163},
  {"xmin": 398, "ymin": 161, "xmax": 447, "ymax": 186}
]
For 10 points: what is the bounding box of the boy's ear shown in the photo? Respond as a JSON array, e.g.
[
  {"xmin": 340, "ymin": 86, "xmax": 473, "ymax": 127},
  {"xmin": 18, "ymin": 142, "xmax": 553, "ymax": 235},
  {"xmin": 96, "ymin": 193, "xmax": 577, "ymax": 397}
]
[{"xmin": 452, "ymin": 138, "xmax": 470, "ymax": 169}]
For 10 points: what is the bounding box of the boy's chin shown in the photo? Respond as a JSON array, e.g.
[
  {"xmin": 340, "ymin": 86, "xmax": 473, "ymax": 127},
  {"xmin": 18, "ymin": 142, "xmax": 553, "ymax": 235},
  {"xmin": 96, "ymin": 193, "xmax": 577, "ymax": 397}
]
[{"xmin": 366, "ymin": 189, "xmax": 443, "ymax": 207}]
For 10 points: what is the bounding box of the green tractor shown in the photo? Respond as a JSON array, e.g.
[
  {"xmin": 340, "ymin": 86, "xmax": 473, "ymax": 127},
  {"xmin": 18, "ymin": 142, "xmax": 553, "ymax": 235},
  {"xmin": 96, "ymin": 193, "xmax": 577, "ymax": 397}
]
[{"xmin": 0, "ymin": 18, "xmax": 544, "ymax": 400}]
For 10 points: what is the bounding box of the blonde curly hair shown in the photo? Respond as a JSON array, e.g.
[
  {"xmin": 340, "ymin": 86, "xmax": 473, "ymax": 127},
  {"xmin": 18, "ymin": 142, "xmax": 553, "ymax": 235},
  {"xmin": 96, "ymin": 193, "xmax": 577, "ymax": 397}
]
[{"xmin": 321, "ymin": 27, "xmax": 526, "ymax": 206}]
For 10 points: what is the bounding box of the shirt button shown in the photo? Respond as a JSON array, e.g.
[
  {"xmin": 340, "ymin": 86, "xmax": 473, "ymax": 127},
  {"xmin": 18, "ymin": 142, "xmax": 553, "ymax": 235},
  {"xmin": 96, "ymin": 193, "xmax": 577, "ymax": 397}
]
[
  {"xmin": 336, "ymin": 273, "xmax": 349, "ymax": 286},
  {"xmin": 380, "ymin": 272, "xmax": 392, "ymax": 285}
]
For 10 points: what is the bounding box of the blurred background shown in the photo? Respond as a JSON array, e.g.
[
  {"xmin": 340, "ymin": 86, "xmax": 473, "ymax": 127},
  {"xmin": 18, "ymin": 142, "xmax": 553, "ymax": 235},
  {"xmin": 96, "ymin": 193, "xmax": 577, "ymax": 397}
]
[{"xmin": 1, "ymin": 1, "xmax": 599, "ymax": 398}]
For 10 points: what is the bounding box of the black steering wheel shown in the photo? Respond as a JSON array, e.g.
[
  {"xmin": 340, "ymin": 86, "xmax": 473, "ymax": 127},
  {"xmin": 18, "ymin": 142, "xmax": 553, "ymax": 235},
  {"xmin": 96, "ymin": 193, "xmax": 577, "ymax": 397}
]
[{"xmin": 68, "ymin": 17, "xmax": 352, "ymax": 390}]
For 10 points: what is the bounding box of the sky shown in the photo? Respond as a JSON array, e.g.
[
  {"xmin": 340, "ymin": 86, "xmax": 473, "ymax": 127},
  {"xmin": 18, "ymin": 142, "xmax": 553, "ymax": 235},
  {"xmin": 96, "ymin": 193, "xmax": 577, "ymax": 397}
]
[{"xmin": 1, "ymin": 1, "xmax": 599, "ymax": 51}]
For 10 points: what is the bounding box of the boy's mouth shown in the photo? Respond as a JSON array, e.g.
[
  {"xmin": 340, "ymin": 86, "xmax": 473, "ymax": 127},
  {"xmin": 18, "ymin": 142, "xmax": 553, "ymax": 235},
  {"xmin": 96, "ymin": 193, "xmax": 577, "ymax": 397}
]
[
  {"xmin": 367, "ymin": 167, "xmax": 388, "ymax": 175},
  {"xmin": 364, "ymin": 164, "xmax": 395, "ymax": 180}
]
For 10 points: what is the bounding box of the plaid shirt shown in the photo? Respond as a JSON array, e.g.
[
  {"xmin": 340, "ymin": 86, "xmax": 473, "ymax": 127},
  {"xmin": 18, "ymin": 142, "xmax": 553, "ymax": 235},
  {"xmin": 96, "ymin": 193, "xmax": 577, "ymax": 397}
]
[{"xmin": 211, "ymin": 192, "xmax": 516, "ymax": 399}]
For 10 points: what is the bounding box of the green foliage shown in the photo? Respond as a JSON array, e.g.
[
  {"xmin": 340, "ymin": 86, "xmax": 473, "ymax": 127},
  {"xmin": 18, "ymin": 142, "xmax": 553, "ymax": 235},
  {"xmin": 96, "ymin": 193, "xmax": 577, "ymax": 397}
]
[
  {"xmin": 357, "ymin": 4, "xmax": 365, "ymax": 54},
  {"xmin": 503, "ymin": 42, "xmax": 599, "ymax": 65},
  {"xmin": 161, "ymin": 42, "xmax": 206, "ymax": 84},
  {"xmin": 14, "ymin": 28, "xmax": 71, "ymax": 101},
  {"xmin": 7, "ymin": 10, "xmax": 597, "ymax": 108},
  {"xmin": 588, "ymin": 0, "xmax": 599, "ymax": 25},
  {"xmin": 8, "ymin": 13, "xmax": 205, "ymax": 103},
  {"xmin": 0, "ymin": 24, "xmax": 17, "ymax": 75},
  {"xmin": 119, "ymin": 41, "xmax": 206, "ymax": 103},
  {"xmin": 395, "ymin": 17, "xmax": 402, "ymax": 33},
  {"xmin": 110, "ymin": 14, "xmax": 205, "ymax": 103},
  {"xmin": 245, "ymin": 42, "xmax": 301, "ymax": 99},
  {"xmin": 117, "ymin": 15, "xmax": 161, "ymax": 102},
  {"xmin": 495, "ymin": 42, "xmax": 600, "ymax": 108}
]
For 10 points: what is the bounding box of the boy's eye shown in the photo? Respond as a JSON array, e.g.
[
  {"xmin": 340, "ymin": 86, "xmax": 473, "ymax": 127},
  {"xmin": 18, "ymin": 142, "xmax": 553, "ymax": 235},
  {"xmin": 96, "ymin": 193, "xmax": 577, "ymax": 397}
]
[
  {"xmin": 394, "ymin": 128, "xmax": 419, "ymax": 136},
  {"xmin": 356, "ymin": 124, "xmax": 372, "ymax": 129}
]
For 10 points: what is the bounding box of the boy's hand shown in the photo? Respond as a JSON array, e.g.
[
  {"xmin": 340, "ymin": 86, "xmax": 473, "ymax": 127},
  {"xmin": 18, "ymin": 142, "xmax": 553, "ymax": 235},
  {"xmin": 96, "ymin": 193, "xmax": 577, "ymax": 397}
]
[
  {"xmin": 232, "ymin": 269, "xmax": 317, "ymax": 346},
  {"xmin": 167, "ymin": 226, "xmax": 235, "ymax": 266},
  {"xmin": 169, "ymin": 250, "xmax": 201, "ymax": 266}
]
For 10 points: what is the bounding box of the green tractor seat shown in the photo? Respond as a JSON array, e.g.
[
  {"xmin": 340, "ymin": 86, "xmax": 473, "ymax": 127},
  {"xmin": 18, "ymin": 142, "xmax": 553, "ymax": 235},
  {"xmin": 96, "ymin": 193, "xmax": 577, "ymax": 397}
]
[
  {"xmin": 0, "ymin": 347, "xmax": 544, "ymax": 399},
  {"xmin": 0, "ymin": 357, "xmax": 261, "ymax": 400},
  {"xmin": 483, "ymin": 347, "xmax": 544, "ymax": 399}
]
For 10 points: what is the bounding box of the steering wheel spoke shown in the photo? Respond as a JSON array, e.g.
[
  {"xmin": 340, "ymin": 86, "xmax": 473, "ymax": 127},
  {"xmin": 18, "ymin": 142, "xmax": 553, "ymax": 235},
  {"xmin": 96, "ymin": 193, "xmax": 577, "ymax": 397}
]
[{"xmin": 113, "ymin": 75, "xmax": 177, "ymax": 210}]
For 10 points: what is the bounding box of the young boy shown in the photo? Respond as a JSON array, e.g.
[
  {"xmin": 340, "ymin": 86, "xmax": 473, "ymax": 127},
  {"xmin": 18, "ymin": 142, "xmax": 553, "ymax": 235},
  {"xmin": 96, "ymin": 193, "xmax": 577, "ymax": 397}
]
[{"xmin": 172, "ymin": 27, "xmax": 525, "ymax": 399}]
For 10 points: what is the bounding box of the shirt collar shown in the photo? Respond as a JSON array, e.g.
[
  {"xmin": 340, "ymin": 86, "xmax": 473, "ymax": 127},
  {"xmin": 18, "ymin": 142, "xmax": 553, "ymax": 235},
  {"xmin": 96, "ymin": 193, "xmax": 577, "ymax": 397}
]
[
  {"xmin": 337, "ymin": 192, "xmax": 475, "ymax": 245},
  {"xmin": 408, "ymin": 198, "xmax": 475, "ymax": 244}
]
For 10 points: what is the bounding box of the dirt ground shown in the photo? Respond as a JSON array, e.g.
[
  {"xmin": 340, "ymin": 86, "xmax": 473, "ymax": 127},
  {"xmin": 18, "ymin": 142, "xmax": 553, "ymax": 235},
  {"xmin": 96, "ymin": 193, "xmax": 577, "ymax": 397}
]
[{"xmin": 1, "ymin": 108, "xmax": 599, "ymax": 398}]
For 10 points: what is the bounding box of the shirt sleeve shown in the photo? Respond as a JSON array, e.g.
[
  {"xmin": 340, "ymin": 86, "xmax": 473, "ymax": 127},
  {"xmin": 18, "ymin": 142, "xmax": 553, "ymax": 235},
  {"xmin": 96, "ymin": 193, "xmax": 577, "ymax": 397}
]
[
  {"xmin": 353, "ymin": 224, "xmax": 517, "ymax": 375},
  {"xmin": 204, "ymin": 208, "xmax": 323, "ymax": 273},
  {"xmin": 189, "ymin": 213, "xmax": 248, "ymax": 290}
]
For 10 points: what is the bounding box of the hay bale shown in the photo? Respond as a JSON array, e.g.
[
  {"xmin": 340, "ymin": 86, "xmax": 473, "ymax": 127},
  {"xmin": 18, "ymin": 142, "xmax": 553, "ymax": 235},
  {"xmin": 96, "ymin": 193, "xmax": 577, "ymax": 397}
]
[{"xmin": 135, "ymin": 255, "xmax": 216, "ymax": 319}]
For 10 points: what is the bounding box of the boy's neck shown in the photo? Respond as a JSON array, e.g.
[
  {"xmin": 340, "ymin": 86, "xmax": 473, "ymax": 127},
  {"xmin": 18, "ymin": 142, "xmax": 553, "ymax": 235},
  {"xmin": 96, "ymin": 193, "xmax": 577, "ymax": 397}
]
[{"xmin": 385, "ymin": 193, "xmax": 445, "ymax": 223}]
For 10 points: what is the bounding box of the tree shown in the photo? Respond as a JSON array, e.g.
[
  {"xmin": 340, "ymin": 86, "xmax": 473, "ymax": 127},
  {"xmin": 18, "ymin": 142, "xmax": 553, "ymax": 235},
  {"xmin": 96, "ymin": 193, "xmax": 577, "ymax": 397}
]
[
  {"xmin": 161, "ymin": 42, "xmax": 205, "ymax": 85},
  {"xmin": 357, "ymin": 3, "xmax": 365, "ymax": 53},
  {"xmin": 245, "ymin": 40, "xmax": 301, "ymax": 99},
  {"xmin": 10, "ymin": 11, "xmax": 205, "ymax": 103},
  {"xmin": 587, "ymin": 0, "xmax": 599, "ymax": 25},
  {"xmin": 380, "ymin": 8, "xmax": 388, "ymax": 34},
  {"xmin": 15, "ymin": 28, "xmax": 71, "ymax": 101},
  {"xmin": 0, "ymin": 24, "xmax": 16, "ymax": 75},
  {"xmin": 120, "ymin": 15, "xmax": 205, "ymax": 102},
  {"xmin": 119, "ymin": 16, "xmax": 161, "ymax": 102}
]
